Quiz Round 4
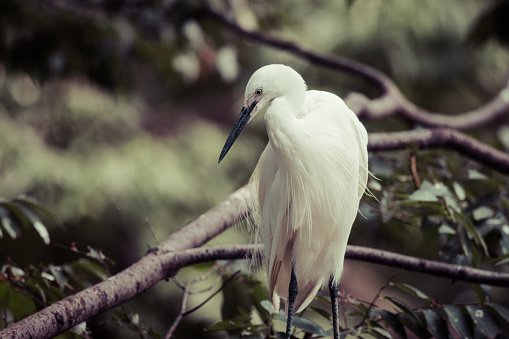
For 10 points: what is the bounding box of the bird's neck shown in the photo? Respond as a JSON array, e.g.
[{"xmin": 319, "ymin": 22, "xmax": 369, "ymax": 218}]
[{"xmin": 264, "ymin": 97, "xmax": 304, "ymax": 162}]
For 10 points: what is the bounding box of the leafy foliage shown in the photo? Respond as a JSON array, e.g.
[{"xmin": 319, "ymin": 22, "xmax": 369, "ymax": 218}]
[
  {"xmin": 1, "ymin": 0, "xmax": 509, "ymax": 338},
  {"xmin": 113, "ymin": 308, "xmax": 162, "ymax": 339},
  {"xmin": 205, "ymin": 151, "xmax": 509, "ymax": 338},
  {"xmin": 0, "ymin": 232, "xmax": 160, "ymax": 338},
  {"xmin": 210, "ymin": 270, "xmax": 509, "ymax": 338},
  {"xmin": 0, "ymin": 195, "xmax": 60, "ymax": 245},
  {"xmin": 0, "ymin": 248, "xmax": 109, "ymax": 323},
  {"xmin": 0, "ymin": 0, "xmax": 134, "ymax": 91}
]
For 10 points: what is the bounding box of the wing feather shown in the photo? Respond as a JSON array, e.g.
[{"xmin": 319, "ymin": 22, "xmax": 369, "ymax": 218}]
[{"xmin": 249, "ymin": 89, "xmax": 368, "ymax": 315}]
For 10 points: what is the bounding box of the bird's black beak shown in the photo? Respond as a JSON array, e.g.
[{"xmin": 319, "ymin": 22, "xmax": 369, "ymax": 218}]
[{"xmin": 218, "ymin": 99, "xmax": 258, "ymax": 163}]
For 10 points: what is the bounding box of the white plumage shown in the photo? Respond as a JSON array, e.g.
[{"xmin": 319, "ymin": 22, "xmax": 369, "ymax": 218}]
[{"xmin": 219, "ymin": 64, "xmax": 368, "ymax": 337}]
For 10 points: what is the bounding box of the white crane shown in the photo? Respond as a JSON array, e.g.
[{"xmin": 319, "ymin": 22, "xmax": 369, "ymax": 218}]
[{"xmin": 219, "ymin": 64, "xmax": 369, "ymax": 339}]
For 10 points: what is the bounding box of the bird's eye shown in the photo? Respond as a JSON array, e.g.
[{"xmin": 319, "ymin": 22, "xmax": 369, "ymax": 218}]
[{"xmin": 255, "ymin": 88, "xmax": 263, "ymax": 96}]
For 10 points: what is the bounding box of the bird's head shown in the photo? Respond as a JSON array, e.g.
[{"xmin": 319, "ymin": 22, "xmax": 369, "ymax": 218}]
[{"xmin": 218, "ymin": 64, "xmax": 306, "ymax": 163}]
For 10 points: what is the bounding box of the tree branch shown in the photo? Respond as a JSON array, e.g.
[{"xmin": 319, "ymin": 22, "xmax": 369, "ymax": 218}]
[
  {"xmin": 4, "ymin": 187, "xmax": 509, "ymax": 338},
  {"xmin": 2, "ymin": 130, "xmax": 508, "ymax": 337},
  {"xmin": 368, "ymin": 128, "xmax": 509, "ymax": 173},
  {"xmin": 0, "ymin": 187, "xmax": 249, "ymax": 339},
  {"xmin": 165, "ymin": 266, "xmax": 240, "ymax": 339},
  {"xmin": 345, "ymin": 245, "xmax": 509, "ymax": 286},
  {"xmin": 201, "ymin": 4, "xmax": 394, "ymax": 94},
  {"xmin": 171, "ymin": 244, "xmax": 509, "ymax": 287},
  {"xmin": 202, "ymin": 5, "xmax": 509, "ymax": 130},
  {"xmin": 345, "ymin": 89, "xmax": 509, "ymax": 130}
]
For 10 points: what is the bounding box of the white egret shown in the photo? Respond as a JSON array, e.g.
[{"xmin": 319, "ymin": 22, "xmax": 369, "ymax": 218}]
[{"xmin": 218, "ymin": 64, "xmax": 368, "ymax": 339}]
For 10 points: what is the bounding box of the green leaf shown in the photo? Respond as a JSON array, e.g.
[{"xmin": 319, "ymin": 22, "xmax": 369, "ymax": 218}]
[
  {"xmin": 396, "ymin": 313, "xmax": 431, "ymax": 339},
  {"xmin": 276, "ymin": 312, "xmax": 327, "ymax": 336},
  {"xmin": 378, "ymin": 310, "xmax": 406, "ymax": 339},
  {"xmin": 385, "ymin": 296, "xmax": 433, "ymax": 338},
  {"xmin": 0, "ymin": 196, "xmax": 62, "ymax": 244},
  {"xmin": 16, "ymin": 195, "xmax": 62, "ymax": 227},
  {"xmin": 1, "ymin": 203, "xmax": 30, "ymax": 229},
  {"xmin": 455, "ymin": 210, "xmax": 489, "ymax": 257},
  {"xmin": 408, "ymin": 181, "xmax": 444, "ymax": 202},
  {"xmin": 252, "ymin": 283, "xmax": 271, "ymax": 321},
  {"xmin": 452, "ymin": 182, "xmax": 466, "ymax": 201},
  {"xmin": 438, "ymin": 223, "xmax": 456, "ymax": 235},
  {"xmin": 48, "ymin": 265, "xmax": 68, "ymax": 290},
  {"xmin": 3, "ymin": 202, "xmax": 50, "ymax": 244},
  {"xmin": 315, "ymin": 295, "xmax": 331, "ymax": 304},
  {"xmin": 470, "ymin": 284, "xmax": 491, "ymax": 304},
  {"xmin": 87, "ymin": 246, "xmax": 107, "ymax": 261},
  {"xmin": 472, "ymin": 206, "xmax": 494, "ymax": 221},
  {"xmin": 421, "ymin": 309, "xmax": 451, "ymax": 339},
  {"xmin": 390, "ymin": 282, "xmax": 432, "ymax": 304},
  {"xmin": 260, "ymin": 300, "xmax": 275, "ymax": 314},
  {"xmin": 31, "ymin": 220, "xmax": 50, "ymax": 245},
  {"xmin": 477, "ymin": 214, "xmax": 506, "ymax": 236},
  {"xmin": 466, "ymin": 305, "xmax": 500, "ymax": 338},
  {"xmin": 208, "ymin": 319, "xmax": 247, "ymax": 332},
  {"xmin": 467, "ymin": 169, "xmax": 488, "ymax": 180},
  {"xmin": 0, "ymin": 207, "xmax": 22, "ymax": 239},
  {"xmin": 491, "ymin": 253, "xmax": 509, "ymax": 266},
  {"xmin": 485, "ymin": 303, "xmax": 509, "ymax": 324},
  {"xmin": 498, "ymin": 223, "xmax": 509, "ymax": 256},
  {"xmin": 65, "ymin": 259, "xmax": 110, "ymax": 283},
  {"xmin": 371, "ymin": 326, "xmax": 392, "ymax": 338},
  {"xmin": 444, "ymin": 306, "xmax": 473, "ymax": 339},
  {"xmin": 384, "ymin": 296, "xmax": 417, "ymax": 321},
  {"xmin": 458, "ymin": 227, "xmax": 473, "ymax": 264},
  {"xmin": 445, "ymin": 197, "xmax": 461, "ymax": 214},
  {"xmin": 221, "ymin": 274, "xmax": 252, "ymax": 322},
  {"xmin": 310, "ymin": 306, "xmax": 331, "ymax": 321},
  {"xmin": 0, "ymin": 281, "xmax": 37, "ymax": 320}
]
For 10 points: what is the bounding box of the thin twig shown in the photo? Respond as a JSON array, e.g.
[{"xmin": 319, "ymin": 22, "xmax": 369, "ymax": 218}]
[
  {"xmin": 410, "ymin": 153, "xmax": 421, "ymax": 189},
  {"xmin": 182, "ymin": 270, "xmax": 241, "ymax": 316},
  {"xmin": 166, "ymin": 283, "xmax": 190, "ymax": 338},
  {"xmin": 145, "ymin": 218, "xmax": 160, "ymax": 246},
  {"xmin": 166, "ymin": 269, "xmax": 242, "ymax": 337},
  {"xmin": 356, "ymin": 272, "xmax": 399, "ymax": 329},
  {"xmin": 202, "ymin": 4, "xmax": 509, "ymax": 130},
  {"xmin": 171, "ymin": 276, "xmax": 186, "ymax": 290},
  {"xmin": 201, "ymin": 4, "xmax": 393, "ymax": 94},
  {"xmin": 167, "ymin": 265, "xmax": 223, "ymax": 338}
]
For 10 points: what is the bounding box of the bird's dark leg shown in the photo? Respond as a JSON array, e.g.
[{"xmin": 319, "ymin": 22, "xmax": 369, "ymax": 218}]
[
  {"xmin": 285, "ymin": 266, "xmax": 298, "ymax": 339},
  {"xmin": 329, "ymin": 276, "xmax": 340, "ymax": 339}
]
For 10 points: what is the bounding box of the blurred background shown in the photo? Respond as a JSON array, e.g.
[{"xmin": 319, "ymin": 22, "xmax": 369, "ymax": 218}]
[{"xmin": 1, "ymin": 0, "xmax": 509, "ymax": 338}]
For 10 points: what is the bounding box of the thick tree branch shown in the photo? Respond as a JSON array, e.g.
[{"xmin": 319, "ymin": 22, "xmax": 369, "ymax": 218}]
[
  {"xmin": 203, "ymin": 5, "xmax": 509, "ymax": 130},
  {"xmin": 4, "ymin": 177, "xmax": 509, "ymax": 337},
  {"xmin": 0, "ymin": 187, "xmax": 249, "ymax": 339},
  {"xmin": 368, "ymin": 128, "xmax": 509, "ymax": 173},
  {"xmin": 2, "ymin": 127, "xmax": 508, "ymax": 337}
]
